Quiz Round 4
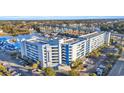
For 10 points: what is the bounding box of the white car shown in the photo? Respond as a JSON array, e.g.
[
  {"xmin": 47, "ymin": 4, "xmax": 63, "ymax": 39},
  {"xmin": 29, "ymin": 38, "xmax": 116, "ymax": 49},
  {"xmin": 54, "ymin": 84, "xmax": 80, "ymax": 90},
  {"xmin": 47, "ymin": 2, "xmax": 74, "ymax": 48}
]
[
  {"xmin": 14, "ymin": 73, "xmax": 22, "ymax": 76},
  {"xmin": 97, "ymin": 70, "xmax": 103, "ymax": 76},
  {"xmin": 99, "ymin": 65, "xmax": 105, "ymax": 69},
  {"xmin": 96, "ymin": 68, "xmax": 103, "ymax": 76}
]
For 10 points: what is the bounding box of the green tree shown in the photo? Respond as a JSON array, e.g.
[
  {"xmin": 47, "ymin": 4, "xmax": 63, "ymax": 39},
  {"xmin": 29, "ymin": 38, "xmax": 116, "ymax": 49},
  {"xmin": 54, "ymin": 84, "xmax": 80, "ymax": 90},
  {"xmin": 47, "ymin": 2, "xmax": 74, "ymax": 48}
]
[
  {"xmin": 70, "ymin": 58, "xmax": 82, "ymax": 69},
  {"xmin": 0, "ymin": 64, "xmax": 11, "ymax": 76},
  {"xmin": 106, "ymin": 64, "xmax": 112, "ymax": 69},
  {"xmin": 36, "ymin": 61, "xmax": 40, "ymax": 65},
  {"xmin": 44, "ymin": 67, "xmax": 56, "ymax": 76},
  {"xmin": 106, "ymin": 53, "xmax": 115, "ymax": 59},
  {"xmin": 89, "ymin": 73, "xmax": 97, "ymax": 76},
  {"xmin": 32, "ymin": 63, "xmax": 38, "ymax": 69},
  {"xmin": 89, "ymin": 49, "xmax": 101, "ymax": 58},
  {"xmin": 115, "ymin": 45, "xmax": 122, "ymax": 54},
  {"xmin": 69, "ymin": 70, "xmax": 80, "ymax": 76},
  {"xmin": 100, "ymin": 25, "xmax": 109, "ymax": 31}
]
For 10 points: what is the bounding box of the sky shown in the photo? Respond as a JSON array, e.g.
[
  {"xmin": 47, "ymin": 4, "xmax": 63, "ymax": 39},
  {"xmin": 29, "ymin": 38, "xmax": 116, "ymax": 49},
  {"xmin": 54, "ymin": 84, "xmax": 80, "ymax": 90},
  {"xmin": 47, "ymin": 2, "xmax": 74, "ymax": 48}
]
[{"xmin": 0, "ymin": 16, "xmax": 124, "ymax": 20}]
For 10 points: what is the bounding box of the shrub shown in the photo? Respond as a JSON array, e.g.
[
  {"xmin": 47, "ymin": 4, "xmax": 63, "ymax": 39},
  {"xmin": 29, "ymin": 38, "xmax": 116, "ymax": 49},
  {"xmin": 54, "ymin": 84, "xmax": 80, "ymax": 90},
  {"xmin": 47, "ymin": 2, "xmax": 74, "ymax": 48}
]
[{"xmin": 89, "ymin": 73, "xmax": 97, "ymax": 76}]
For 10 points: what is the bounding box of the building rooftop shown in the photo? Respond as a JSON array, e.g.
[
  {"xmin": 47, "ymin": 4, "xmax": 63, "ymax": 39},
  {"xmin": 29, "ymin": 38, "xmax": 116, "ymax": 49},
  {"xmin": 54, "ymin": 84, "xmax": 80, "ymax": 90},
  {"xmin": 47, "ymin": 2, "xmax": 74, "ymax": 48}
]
[
  {"xmin": 0, "ymin": 38, "xmax": 7, "ymax": 42},
  {"xmin": 0, "ymin": 36, "xmax": 13, "ymax": 40},
  {"xmin": 47, "ymin": 39, "xmax": 59, "ymax": 45},
  {"xmin": 26, "ymin": 37, "xmax": 60, "ymax": 46},
  {"xmin": 63, "ymin": 38, "xmax": 78, "ymax": 44},
  {"xmin": 79, "ymin": 31, "xmax": 105, "ymax": 39},
  {"xmin": 24, "ymin": 31, "xmax": 106, "ymax": 46},
  {"xmin": 27, "ymin": 38, "xmax": 47, "ymax": 45}
]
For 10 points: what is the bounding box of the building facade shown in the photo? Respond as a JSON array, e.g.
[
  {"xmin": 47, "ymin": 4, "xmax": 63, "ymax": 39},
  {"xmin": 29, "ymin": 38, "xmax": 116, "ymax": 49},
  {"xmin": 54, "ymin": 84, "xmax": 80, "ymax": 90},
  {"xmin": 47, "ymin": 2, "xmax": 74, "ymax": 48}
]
[{"xmin": 20, "ymin": 31, "xmax": 111, "ymax": 67}]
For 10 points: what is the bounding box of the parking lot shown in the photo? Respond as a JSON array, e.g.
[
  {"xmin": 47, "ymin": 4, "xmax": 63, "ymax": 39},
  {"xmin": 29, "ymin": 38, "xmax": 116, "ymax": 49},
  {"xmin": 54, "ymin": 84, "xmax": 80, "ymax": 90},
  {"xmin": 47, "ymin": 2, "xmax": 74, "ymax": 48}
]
[
  {"xmin": 0, "ymin": 49, "xmax": 38, "ymax": 76},
  {"xmin": 79, "ymin": 55, "xmax": 106, "ymax": 75},
  {"xmin": 108, "ymin": 47, "xmax": 124, "ymax": 76},
  {"xmin": 80, "ymin": 44, "xmax": 119, "ymax": 76}
]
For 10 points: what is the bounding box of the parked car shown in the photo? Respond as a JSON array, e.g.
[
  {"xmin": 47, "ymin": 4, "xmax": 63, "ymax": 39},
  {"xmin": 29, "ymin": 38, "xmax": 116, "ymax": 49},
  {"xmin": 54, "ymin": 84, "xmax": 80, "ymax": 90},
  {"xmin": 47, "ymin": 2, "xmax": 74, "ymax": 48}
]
[
  {"xmin": 98, "ymin": 64, "xmax": 105, "ymax": 69},
  {"xmin": 96, "ymin": 68, "xmax": 103, "ymax": 76},
  {"xmin": 83, "ymin": 64, "xmax": 88, "ymax": 68}
]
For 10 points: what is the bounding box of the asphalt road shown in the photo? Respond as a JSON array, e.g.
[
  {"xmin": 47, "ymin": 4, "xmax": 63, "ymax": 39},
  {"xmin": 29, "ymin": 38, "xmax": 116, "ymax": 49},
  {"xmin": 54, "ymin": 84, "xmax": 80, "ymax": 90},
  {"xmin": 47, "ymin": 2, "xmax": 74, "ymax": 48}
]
[{"xmin": 108, "ymin": 60, "xmax": 124, "ymax": 76}]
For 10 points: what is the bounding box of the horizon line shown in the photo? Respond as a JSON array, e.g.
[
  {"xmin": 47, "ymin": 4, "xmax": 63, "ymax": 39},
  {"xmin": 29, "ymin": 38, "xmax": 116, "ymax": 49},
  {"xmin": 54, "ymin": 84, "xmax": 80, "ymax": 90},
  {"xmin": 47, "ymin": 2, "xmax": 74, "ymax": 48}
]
[{"xmin": 0, "ymin": 16, "xmax": 124, "ymax": 20}]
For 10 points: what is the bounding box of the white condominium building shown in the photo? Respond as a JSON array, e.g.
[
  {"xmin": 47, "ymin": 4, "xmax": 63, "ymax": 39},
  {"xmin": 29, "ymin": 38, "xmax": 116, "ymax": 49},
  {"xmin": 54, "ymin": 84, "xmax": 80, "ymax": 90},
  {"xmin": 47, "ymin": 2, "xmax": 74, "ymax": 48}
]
[
  {"xmin": 20, "ymin": 31, "xmax": 111, "ymax": 67},
  {"xmin": 79, "ymin": 31, "xmax": 111, "ymax": 54},
  {"xmin": 61, "ymin": 38, "xmax": 86, "ymax": 65}
]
